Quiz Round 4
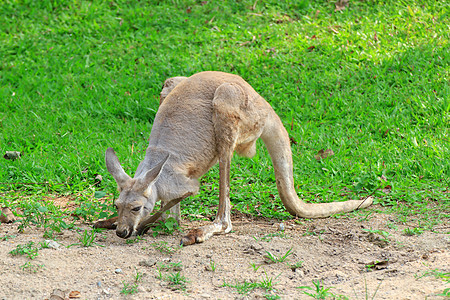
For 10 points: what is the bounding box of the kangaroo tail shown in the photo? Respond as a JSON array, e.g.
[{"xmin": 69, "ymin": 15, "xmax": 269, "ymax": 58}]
[{"xmin": 260, "ymin": 109, "xmax": 372, "ymax": 218}]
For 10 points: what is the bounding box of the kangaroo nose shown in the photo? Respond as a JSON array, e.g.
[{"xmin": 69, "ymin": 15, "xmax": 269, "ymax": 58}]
[{"xmin": 116, "ymin": 229, "xmax": 129, "ymax": 239}]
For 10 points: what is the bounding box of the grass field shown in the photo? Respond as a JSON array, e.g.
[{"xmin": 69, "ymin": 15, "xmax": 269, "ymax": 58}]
[{"xmin": 0, "ymin": 0, "xmax": 449, "ymax": 230}]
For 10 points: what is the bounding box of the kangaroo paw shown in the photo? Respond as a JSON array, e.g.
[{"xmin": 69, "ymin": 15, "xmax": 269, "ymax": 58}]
[
  {"xmin": 180, "ymin": 222, "xmax": 229, "ymax": 246},
  {"xmin": 93, "ymin": 217, "xmax": 118, "ymax": 230},
  {"xmin": 180, "ymin": 228, "xmax": 205, "ymax": 246}
]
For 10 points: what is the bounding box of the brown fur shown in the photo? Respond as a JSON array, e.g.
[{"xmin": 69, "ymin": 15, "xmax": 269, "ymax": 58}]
[{"xmin": 100, "ymin": 71, "xmax": 373, "ymax": 244}]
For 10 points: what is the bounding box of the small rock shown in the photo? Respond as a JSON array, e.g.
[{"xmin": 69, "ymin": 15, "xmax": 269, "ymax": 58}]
[
  {"xmin": 139, "ymin": 259, "xmax": 157, "ymax": 267},
  {"xmin": 44, "ymin": 240, "xmax": 61, "ymax": 249},
  {"xmin": 206, "ymin": 253, "xmax": 213, "ymax": 258},
  {"xmin": 243, "ymin": 243, "xmax": 263, "ymax": 255},
  {"xmin": 278, "ymin": 223, "xmax": 286, "ymax": 231},
  {"xmin": 114, "ymin": 268, "xmax": 123, "ymax": 274},
  {"xmin": 49, "ymin": 289, "xmax": 65, "ymax": 300},
  {"xmin": 200, "ymin": 293, "xmax": 211, "ymax": 298}
]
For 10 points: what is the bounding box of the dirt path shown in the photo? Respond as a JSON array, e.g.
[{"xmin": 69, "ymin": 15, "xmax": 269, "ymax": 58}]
[{"xmin": 0, "ymin": 210, "xmax": 448, "ymax": 299}]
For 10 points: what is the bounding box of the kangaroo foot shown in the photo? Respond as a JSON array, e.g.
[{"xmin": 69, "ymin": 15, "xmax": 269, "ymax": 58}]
[
  {"xmin": 180, "ymin": 222, "xmax": 231, "ymax": 246},
  {"xmin": 180, "ymin": 228, "xmax": 205, "ymax": 246},
  {"xmin": 93, "ymin": 216, "xmax": 118, "ymax": 230}
]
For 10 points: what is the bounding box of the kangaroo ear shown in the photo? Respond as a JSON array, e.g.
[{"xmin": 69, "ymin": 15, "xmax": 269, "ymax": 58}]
[
  {"xmin": 105, "ymin": 148, "xmax": 131, "ymax": 189},
  {"xmin": 160, "ymin": 76, "xmax": 187, "ymax": 104},
  {"xmin": 136, "ymin": 153, "xmax": 170, "ymax": 192}
]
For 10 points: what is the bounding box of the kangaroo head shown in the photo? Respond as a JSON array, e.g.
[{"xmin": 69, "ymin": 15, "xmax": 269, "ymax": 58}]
[{"xmin": 105, "ymin": 147, "xmax": 168, "ymax": 238}]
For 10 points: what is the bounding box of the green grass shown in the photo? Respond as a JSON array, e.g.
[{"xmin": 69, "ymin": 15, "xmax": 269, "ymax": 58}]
[
  {"xmin": 121, "ymin": 269, "xmax": 143, "ymax": 295},
  {"xmin": 298, "ymin": 280, "xmax": 347, "ymax": 300},
  {"xmin": 68, "ymin": 228, "xmax": 105, "ymax": 247},
  {"xmin": 9, "ymin": 241, "xmax": 40, "ymax": 260},
  {"xmin": 208, "ymin": 260, "xmax": 217, "ymax": 272},
  {"xmin": 157, "ymin": 261, "xmax": 183, "ymax": 272},
  {"xmin": 223, "ymin": 270, "xmax": 281, "ymax": 295},
  {"xmin": 165, "ymin": 272, "xmax": 189, "ymax": 291},
  {"xmin": 156, "ymin": 263, "xmax": 189, "ymax": 291},
  {"xmin": 20, "ymin": 261, "xmax": 45, "ymax": 273},
  {"xmin": 264, "ymin": 248, "xmax": 293, "ymax": 264},
  {"xmin": 416, "ymin": 269, "xmax": 450, "ymax": 282},
  {"xmin": 0, "ymin": 0, "xmax": 448, "ymax": 226}
]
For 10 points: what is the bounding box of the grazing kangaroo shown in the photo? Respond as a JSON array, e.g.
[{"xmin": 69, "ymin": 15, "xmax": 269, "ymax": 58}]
[{"xmin": 100, "ymin": 71, "xmax": 372, "ymax": 245}]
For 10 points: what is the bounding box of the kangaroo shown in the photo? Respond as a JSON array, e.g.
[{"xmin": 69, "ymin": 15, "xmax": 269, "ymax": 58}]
[{"xmin": 100, "ymin": 71, "xmax": 373, "ymax": 245}]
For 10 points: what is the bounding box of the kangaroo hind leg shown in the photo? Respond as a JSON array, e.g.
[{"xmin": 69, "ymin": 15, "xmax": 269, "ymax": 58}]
[{"xmin": 181, "ymin": 83, "xmax": 252, "ymax": 245}]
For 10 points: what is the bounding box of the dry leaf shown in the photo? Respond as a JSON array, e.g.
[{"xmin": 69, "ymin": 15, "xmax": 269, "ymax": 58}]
[
  {"xmin": 69, "ymin": 291, "xmax": 81, "ymax": 298},
  {"xmin": 314, "ymin": 149, "xmax": 334, "ymax": 160},
  {"xmin": 94, "ymin": 174, "xmax": 103, "ymax": 186},
  {"xmin": 239, "ymin": 35, "xmax": 256, "ymax": 47},
  {"xmin": 0, "ymin": 207, "xmax": 16, "ymax": 223},
  {"xmin": 335, "ymin": 0, "xmax": 349, "ymax": 12},
  {"xmin": 382, "ymin": 185, "xmax": 392, "ymax": 194}
]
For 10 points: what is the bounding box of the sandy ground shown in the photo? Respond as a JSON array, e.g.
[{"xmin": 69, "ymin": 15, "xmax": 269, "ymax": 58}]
[{"xmin": 0, "ymin": 208, "xmax": 448, "ymax": 300}]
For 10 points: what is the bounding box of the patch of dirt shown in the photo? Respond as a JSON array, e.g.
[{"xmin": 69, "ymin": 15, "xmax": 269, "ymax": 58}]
[{"xmin": 0, "ymin": 210, "xmax": 448, "ymax": 299}]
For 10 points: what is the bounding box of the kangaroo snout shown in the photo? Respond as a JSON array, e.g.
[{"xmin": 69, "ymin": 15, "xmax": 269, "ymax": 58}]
[
  {"xmin": 116, "ymin": 215, "xmax": 138, "ymax": 239},
  {"xmin": 116, "ymin": 228, "xmax": 132, "ymax": 239}
]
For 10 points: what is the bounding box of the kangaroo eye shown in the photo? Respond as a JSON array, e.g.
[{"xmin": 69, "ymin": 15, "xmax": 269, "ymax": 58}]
[{"xmin": 131, "ymin": 206, "xmax": 142, "ymax": 212}]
